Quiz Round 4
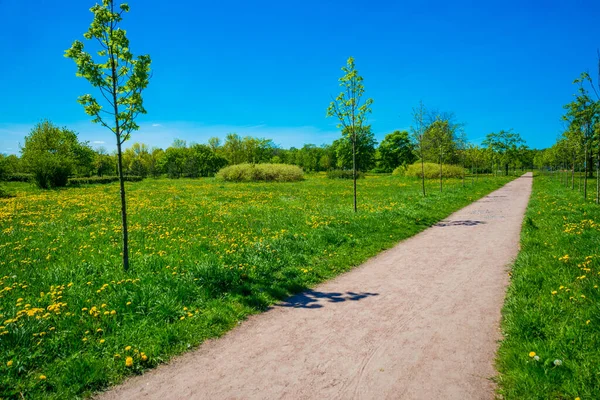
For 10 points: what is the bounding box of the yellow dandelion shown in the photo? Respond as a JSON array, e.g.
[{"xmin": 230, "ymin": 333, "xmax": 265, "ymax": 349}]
[
  {"xmin": 39, "ymin": 375, "xmax": 47, "ymax": 380},
  {"xmin": 125, "ymin": 357, "xmax": 133, "ymax": 367},
  {"xmin": 125, "ymin": 346, "xmax": 131, "ymax": 351},
  {"xmin": 528, "ymin": 351, "xmax": 536, "ymax": 358},
  {"xmin": 7, "ymin": 360, "xmax": 13, "ymax": 367}
]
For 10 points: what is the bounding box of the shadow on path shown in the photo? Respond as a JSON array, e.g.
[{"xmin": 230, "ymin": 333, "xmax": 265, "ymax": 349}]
[
  {"xmin": 277, "ymin": 290, "xmax": 379, "ymax": 309},
  {"xmin": 434, "ymin": 220, "xmax": 485, "ymax": 227}
]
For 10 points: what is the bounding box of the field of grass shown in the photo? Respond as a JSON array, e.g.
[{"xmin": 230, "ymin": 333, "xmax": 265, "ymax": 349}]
[
  {"xmin": 1, "ymin": 174, "xmax": 513, "ymax": 399},
  {"xmin": 496, "ymin": 173, "xmax": 600, "ymax": 399}
]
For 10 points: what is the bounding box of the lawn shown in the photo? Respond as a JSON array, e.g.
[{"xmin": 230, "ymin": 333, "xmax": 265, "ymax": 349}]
[
  {"xmin": 1, "ymin": 174, "xmax": 513, "ymax": 399},
  {"xmin": 496, "ymin": 173, "xmax": 600, "ymax": 399}
]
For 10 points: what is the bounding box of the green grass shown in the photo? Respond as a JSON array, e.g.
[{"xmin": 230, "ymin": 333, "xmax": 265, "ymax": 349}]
[
  {"xmin": 0, "ymin": 174, "xmax": 513, "ymax": 399},
  {"xmin": 496, "ymin": 173, "xmax": 600, "ymax": 399}
]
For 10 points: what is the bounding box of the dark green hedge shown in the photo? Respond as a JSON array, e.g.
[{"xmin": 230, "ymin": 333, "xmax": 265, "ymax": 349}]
[
  {"xmin": 326, "ymin": 170, "xmax": 365, "ymax": 180},
  {"xmin": 68, "ymin": 176, "xmax": 144, "ymax": 186}
]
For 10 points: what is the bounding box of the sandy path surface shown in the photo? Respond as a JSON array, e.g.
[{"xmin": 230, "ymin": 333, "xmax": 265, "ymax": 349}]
[{"xmin": 99, "ymin": 174, "xmax": 532, "ymax": 400}]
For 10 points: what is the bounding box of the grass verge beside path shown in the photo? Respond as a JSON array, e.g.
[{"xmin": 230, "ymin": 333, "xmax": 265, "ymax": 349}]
[
  {"xmin": 496, "ymin": 174, "xmax": 600, "ymax": 399},
  {"xmin": 1, "ymin": 175, "xmax": 513, "ymax": 399}
]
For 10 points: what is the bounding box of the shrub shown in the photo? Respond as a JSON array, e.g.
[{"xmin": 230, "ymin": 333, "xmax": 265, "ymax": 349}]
[
  {"xmin": 216, "ymin": 163, "xmax": 304, "ymax": 182},
  {"xmin": 0, "ymin": 187, "xmax": 13, "ymax": 198},
  {"xmin": 3, "ymin": 173, "xmax": 32, "ymax": 182},
  {"xmin": 326, "ymin": 170, "xmax": 365, "ymax": 179},
  {"xmin": 68, "ymin": 176, "xmax": 144, "ymax": 186},
  {"xmin": 398, "ymin": 162, "xmax": 466, "ymax": 179}
]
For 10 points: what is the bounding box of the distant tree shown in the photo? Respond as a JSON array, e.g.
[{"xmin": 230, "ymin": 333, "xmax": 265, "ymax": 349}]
[
  {"xmin": 65, "ymin": 0, "xmax": 152, "ymax": 271},
  {"xmin": 148, "ymin": 147, "xmax": 165, "ymax": 177},
  {"xmin": 222, "ymin": 133, "xmax": 244, "ymax": 164},
  {"xmin": 423, "ymin": 117, "xmax": 456, "ymax": 192},
  {"xmin": 208, "ymin": 137, "xmax": 221, "ymax": 152},
  {"xmin": 378, "ymin": 130, "xmax": 416, "ymax": 172},
  {"xmin": 21, "ymin": 120, "xmax": 91, "ymax": 188},
  {"xmin": 482, "ymin": 130, "xmax": 525, "ymax": 177},
  {"xmin": 410, "ymin": 101, "xmax": 428, "ymax": 196},
  {"xmin": 327, "ymin": 56, "xmax": 374, "ymax": 212},
  {"xmin": 161, "ymin": 143, "xmax": 187, "ymax": 178},
  {"xmin": 332, "ymin": 126, "xmax": 377, "ymax": 172},
  {"xmin": 563, "ymin": 72, "xmax": 598, "ymax": 200},
  {"xmin": 94, "ymin": 149, "xmax": 115, "ymax": 176}
]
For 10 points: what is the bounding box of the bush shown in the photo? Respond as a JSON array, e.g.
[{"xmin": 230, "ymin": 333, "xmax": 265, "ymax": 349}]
[
  {"xmin": 216, "ymin": 163, "xmax": 304, "ymax": 182},
  {"xmin": 68, "ymin": 176, "xmax": 144, "ymax": 186},
  {"xmin": 0, "ymin": 187, "xmax": 13, "ymax": 198},
  {"xmin": 3, "ymin": 173, "xmax": 32, "ymax": 182},
  {"xmin": 32, "ymin": 161, "xmax": 72, "ymax": 189},
  {"xmin": 326, "ymin": 170, "xmax": 365, "ymax": 179},
  {"xmin": 397, "ymin": 162, "xmax": 466, "ymax": 179}
]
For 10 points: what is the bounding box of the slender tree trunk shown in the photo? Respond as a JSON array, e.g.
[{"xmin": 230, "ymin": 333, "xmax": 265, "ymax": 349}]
[
  {"xmin": 584, "ymin": 144, "xmax": 588, "ymax": 199},
  {"xmin": 116, "ymin": 141, "xmax": 130, "ymax": 271},
  {"xmin": 579, "ymin": 164, "xmax": 582, "ymax": 192},
  {"xmin": 439, "ymin": 152, "xmax": 443, "ymax": 193},
  {"xmin": 110, "ymin": 16, "xmax": 129, "ymax": 271},
  {"xmin": 596, "ymin": 151, "xmax": 600, "ymax": 204},
  {"xmin": 420, "ymin": 145, "xmax": 425, "ymax": 197},
  {"xmin": 352, "ymin": 136, "xmax": 357, "ymax": 213},
  {"xmin": 572, "ymin": 159, "xmax": 575, "ymax": 190}
]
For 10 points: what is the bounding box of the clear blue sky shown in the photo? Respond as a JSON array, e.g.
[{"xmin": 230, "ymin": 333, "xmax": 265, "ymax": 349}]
[{"xmin": 1, "ymin": 0, "xmax": 599, "ymax": 154}]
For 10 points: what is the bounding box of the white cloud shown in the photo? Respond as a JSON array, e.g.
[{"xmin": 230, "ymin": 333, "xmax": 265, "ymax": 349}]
[
  {"xmin": 151, "ymin": 123, "xmax": 162, "ymax": 127},
  {"xmin": 93, "ymin": 140, "xmax": 105, "ymax": 144}
]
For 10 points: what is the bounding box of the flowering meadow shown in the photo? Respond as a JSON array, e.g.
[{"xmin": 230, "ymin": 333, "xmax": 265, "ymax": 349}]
[
  {"xmin": 497, "ymin": 173, "xmax": 600, "ymax": 399},
  {"xmin": 0, "ymin": 174, "xmax": 512, "ymax": 398}
]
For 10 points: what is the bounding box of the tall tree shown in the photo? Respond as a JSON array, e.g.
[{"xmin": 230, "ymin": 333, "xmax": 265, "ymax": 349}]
[
  {"xmin": 65, "ymin": 0, "xmax": 152, "ymax": 271},
  {"xmin": 327, "ymin": 56, "xmax": 373, "ymax": 212}
]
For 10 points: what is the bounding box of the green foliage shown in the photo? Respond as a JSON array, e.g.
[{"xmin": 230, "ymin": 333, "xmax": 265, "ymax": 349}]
[
  {"xmin": 0, "ymin": 175, "xmax": 514, "ymax": 399},
  {"xmin": 68, "ymin": 176, "xmax": 143, "ymax": 186},
  {"xmin": 64, "ymin": 0, "xmax": 151, "ymax": 142},
  {"xmin": 496, "ymin": 175, "xmax": 600, "ymax": 399},
  {"xmin": 332, "ymin": 126, "xmax": 377, "ymax": 171},
  {"xmin": 3, "ymin": 173, "xmax": 32, "ymax": 182},
  {"xmin": 400, "ymin": 162, "xmax": 466, "ymax": 179},
  {"xmin": 377, "ymin": 130, "xmax": 416, "ymax": 172},
  {"xmin": 20, "ymin": 120, "xmax": 92, "ymax": 189},
  {"xmin": 216, "ymin": 163, "xmax": 304, "ymax": 182},
  {"xmin": 327, "ymin": 170, "xmax": 365, "ymax": 179},
  {"xmin": 159, "ymin": 141, "xmax": 227, "ymax": 179},
  {"xmin": 483, "ymin": 130, "xmax": 526, "ymax": 176}
]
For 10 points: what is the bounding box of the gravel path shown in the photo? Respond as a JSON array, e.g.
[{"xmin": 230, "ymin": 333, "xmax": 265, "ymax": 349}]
[{"xmin": 98, "ymin": 173, "xmax": 533, "ymax": 400}]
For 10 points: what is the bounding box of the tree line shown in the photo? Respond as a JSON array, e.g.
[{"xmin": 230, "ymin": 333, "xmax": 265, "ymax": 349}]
[{"xmin": 534, "ymin": 57, "xmax": 600, "ymax": 202}]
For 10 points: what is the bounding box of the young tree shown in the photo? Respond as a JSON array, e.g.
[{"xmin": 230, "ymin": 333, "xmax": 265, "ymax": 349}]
[
  {"xmin": 410, "ymin": 101, "xmax": 428, "ymax": 196},
  {"xmin": 327, "ymin": 56, "xmax": 373, "ymax": 212},
  {"xmin": 65, "ymin": 0, "xmax": 152, "ymax": 271},
  {"xmin": 423, "ymin": 117, "xmax": 455, "ymax": 192}
]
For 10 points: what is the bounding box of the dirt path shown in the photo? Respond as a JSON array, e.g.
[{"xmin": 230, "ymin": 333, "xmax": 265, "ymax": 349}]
[{"xmin": 99, "ymin": 174, "xmax": 533, "ymax": 400}]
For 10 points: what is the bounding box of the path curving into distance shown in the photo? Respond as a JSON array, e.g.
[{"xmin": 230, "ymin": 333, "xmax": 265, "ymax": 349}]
[{"xmin": 98, "ymin": 173, "xmax": 533, "ymax": 400}]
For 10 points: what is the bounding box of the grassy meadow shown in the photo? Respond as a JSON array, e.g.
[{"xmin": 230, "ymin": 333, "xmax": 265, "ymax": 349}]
[
  {"xmin": 497, "ymin": 173, "xmax": 600, "ymax": 399},
  {"xmin": 1, "ymin": 173, "xmax": 513, "ymax": 399}
]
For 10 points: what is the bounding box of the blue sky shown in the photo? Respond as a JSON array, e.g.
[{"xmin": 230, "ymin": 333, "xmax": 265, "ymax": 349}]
[{"xmin": 1, "ymin": 0, "xmax": 599, "ymax": 154}]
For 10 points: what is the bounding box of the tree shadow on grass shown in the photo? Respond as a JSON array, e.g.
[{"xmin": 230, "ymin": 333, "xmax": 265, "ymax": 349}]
[
  {"xmin": 276, "ymin": 290, "xmax": 379, "ymax": 309},
  {"xmin": 434, "ymin": 220, "xmax": 485, "ymax": 227}
]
